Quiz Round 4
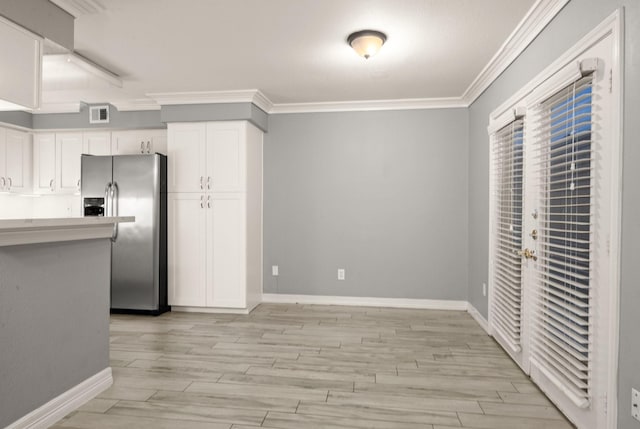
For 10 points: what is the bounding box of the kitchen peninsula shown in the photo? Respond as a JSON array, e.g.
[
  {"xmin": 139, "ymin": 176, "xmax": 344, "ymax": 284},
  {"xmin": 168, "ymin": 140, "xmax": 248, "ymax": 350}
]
[{"xmin": 0, "ymin": 216, "xmax": 133, "ymax": 428}]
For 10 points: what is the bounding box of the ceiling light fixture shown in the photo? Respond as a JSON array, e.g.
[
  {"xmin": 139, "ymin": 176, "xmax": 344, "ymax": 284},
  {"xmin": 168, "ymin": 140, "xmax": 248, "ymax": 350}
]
[{"xmin": 347, "ymin": 30, "xmax": 387, "ymax": 59}]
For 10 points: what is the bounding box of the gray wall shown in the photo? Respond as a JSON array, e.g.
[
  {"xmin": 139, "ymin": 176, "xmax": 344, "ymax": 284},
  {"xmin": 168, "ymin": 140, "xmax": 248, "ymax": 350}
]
[
  {"xmin": 0, "ymin": 110, "xmax": 32, "ymax": 129},
  {"xmin": 161, "ymin": 102, "xmax": 268, "ymax": 132},
  {"xmin": 32, "ymin": 104, "xmax": 165, "ymax": 130},
  {"xmin": 264, "ymin": 109, "xmax": 469, "ymax": 300},
  {"xmin": 0, "ymin": 239, "xmax": 111, "ymax": 427},
  {"xmin": 466, "ymin": 1, "xmax": 640, "ymax": 427}
]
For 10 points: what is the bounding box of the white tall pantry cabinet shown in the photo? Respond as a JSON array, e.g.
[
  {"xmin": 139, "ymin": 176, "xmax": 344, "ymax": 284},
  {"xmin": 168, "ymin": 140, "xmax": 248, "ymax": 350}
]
[{"xmin": 167, "ymin": 121, "xmax": 262, "ymax": 313}]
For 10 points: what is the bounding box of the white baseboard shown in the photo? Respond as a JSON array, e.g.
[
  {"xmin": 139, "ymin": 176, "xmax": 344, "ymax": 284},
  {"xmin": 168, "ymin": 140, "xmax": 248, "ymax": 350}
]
[
  {"xmin": 6, "ymin": 367, "xmax": 112, "ymax": 429},
  {"xmin": 261, "ymin": 293, "xmax": 468, "ymax": 311},
  {"xmin": 467, "ymin": 302, "xmax": 490, "ymax": 334}
]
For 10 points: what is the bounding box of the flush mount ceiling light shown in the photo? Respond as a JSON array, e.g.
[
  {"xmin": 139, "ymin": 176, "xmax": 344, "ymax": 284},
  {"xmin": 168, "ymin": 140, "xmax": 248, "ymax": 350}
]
[{"xmin": 347, "ymin": 30, "xmax": 387, "ymax": 59}]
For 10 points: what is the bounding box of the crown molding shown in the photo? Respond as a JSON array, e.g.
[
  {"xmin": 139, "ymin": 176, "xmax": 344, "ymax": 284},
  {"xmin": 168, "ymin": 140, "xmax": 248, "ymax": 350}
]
[
  {"xmin": 110, "ymin": 99, "xmax": 161, "ymax": 111},
  {"xmin": 461, "ymin": 0, "xmax": 570, "ymax": 105},
  {"xmin": 49, "ymin": 0, "xmax": 106, "ymax": 18},
  {"xmin": 269, "ymin": 97, "xmax": 467, "ymax": 114},
  {"xmin": 146, "ymin": 89, "xmax": 273, "ymax": 113}
]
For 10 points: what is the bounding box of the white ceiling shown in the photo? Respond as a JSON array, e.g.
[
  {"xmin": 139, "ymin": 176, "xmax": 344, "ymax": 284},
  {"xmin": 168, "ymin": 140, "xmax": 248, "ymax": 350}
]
[{"xmin": 43, "ymin": 0, "xmax": 537, "ymax": 111}]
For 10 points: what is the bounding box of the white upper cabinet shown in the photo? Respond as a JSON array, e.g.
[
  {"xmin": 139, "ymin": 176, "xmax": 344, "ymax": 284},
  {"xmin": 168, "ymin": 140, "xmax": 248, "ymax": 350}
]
[
  {"xmin": 167, "ymin": 123, "xmax": 207, "ymax": 193},
  {"xmin": 34, "ymin": 132, "xmax": 82, "ymax": 194},
  {"xmin": 111, "ymin": 130, "xmax": 167, "ymax": 155},
  {"xmin": 33, "ymin": 133, "xmax": 57, "ymax": 193},
  {"xmin": 168, "ymin": 121, "xmax": 251, "ymax": 193},
  {"xmin": 206, "ymin": 122, "xmax": 247, "ymax": 193},
  {"xmin": 56, "ymin": 133, "xmax": 83, "ymax": 193},
  {"xmin": 0, "ymin": 17, "xmax": 42, "ymax": 109},
  {"xmin": 0, "ymin": 127, "xmax": 32, "ymax": 193},
  {"xmin": 83, "ymin": 132, "xmax": 111, "ymax": 155}
]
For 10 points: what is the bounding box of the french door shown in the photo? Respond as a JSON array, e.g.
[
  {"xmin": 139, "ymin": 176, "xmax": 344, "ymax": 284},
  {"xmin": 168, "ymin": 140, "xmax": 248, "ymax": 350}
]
[{"xmin": 489, "ymin": 27, "xmax": 619, "ymax": 429}]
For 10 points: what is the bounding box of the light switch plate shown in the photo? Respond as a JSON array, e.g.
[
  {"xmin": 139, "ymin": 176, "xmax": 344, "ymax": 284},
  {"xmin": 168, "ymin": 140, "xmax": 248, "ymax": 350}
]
[
  {"xmin": 272, "ymin": 265, "xmax": 279, "ymax": 276},
  {"xmin": 633, "ymin": 388, "xmax": 640, "ymax": 421},
  {"xmin": 337, "ymin": 269, "xmax": 345, "ymax": 280}
]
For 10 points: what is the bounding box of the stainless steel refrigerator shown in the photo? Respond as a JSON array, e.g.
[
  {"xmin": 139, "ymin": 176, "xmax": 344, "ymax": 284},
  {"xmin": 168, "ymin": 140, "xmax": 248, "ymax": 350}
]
[{"xmin": 81, "ymin": 154, "xmax": 169, "ymax": 315}]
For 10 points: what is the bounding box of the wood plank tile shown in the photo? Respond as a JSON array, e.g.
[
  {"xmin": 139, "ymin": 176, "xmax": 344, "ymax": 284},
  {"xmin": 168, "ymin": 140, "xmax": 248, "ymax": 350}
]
[
  {"xmin": 297, "ymin": 401, "xmax": 461, "ymax": 426},
  {"xmin": 107, "ymin": 400, "xmax": 266, "ymax": 426},
  {"xmin": 456, "ymin": 412, "xmax": 575, "ymax": 429},
  {"xmin": 327, "ymin": 390, "xmax": 483, "ymax": 413},
  {"xmin": 263, "ymin": 411, "xmax": 435, "ymax": 429},
  {"xmin": 54, "ymin": 412, "xmax": 231, "ymax": 429}
]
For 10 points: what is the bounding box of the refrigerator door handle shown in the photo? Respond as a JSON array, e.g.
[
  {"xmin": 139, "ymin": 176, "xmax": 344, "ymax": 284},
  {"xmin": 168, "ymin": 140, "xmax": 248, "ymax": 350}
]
[
  {"xmin": 104, "ymin": 182, "xmax": 112, "ymax": 216},
  {"xmin": 111, "ymin": 182, "xmax": 119, "ymax": 241}
]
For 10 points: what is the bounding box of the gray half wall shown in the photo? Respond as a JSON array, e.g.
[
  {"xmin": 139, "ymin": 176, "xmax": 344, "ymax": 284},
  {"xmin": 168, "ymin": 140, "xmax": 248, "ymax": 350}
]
[
  {"xmin": 0, "ymin": 239, "xmax": 111, "ymax": 427},
  {"xmin": 466, "ymin": 1, "xmax": 640, "ymax": 427},
  {"xmin": 264, "ymin": 108, "xmax": 469, "ymax": 300}
]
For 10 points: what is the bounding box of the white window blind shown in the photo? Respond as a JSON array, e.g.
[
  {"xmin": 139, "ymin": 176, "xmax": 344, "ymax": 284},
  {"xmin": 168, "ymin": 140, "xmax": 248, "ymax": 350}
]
[
  {"xmin": 490, "ymin": 118, "xmax": 524, "ymax": 353},
  {"xmin": 528, "ymin": 74, "xmax": 594, "ymax": 409}
]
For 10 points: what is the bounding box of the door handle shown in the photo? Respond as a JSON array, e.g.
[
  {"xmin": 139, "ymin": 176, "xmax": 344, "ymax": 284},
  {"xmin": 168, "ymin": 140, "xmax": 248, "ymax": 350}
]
[
  {"xmin": 104, "ymin": 183, "xmax": 112, "ymax": 216},
  {"xmin": 111, "ymin": 182, "xmax": 119, "ymax": 241},
  {"xmin": 515, "ymin": 248, "xmax": 537, "ymax": 261}
]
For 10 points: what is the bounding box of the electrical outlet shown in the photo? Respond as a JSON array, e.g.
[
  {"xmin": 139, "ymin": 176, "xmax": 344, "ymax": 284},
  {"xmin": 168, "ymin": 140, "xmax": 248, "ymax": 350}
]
[
  {"xmin": 337, "ymin": 269, "xmax": 345, "ymax": 280},
  {"xmin": 272, "ymin": 265, "xmax": 279, "ymax": 276},
  {"xmin": 632, "ymin": 388, "xmax": 640, "ymax": 421},
  {"xmin": 483, "ymin": 283, "xmax": 487, "ymax": 297}
]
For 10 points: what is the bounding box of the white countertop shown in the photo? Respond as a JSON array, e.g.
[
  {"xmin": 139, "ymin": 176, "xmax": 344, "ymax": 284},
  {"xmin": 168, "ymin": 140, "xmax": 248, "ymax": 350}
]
[{"xmin": 0, "ymin": 216, "xmax": 135, "ymax": 247}]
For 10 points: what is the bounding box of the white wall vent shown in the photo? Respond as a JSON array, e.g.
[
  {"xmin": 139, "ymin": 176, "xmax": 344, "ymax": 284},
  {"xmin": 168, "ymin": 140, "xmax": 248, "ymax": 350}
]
[{"xmin": 89, "ymin": 105, "xmax": 109, "ymax": 124}]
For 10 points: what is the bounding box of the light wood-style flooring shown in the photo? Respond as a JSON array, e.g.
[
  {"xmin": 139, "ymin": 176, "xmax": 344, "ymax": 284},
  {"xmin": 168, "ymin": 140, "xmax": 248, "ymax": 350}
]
[{"xmin": 52, "ymin": 303, "xmax": 574, "ymax": 428}]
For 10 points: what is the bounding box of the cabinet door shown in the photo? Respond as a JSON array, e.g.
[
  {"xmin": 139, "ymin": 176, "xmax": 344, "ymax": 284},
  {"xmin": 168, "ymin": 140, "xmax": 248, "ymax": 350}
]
[
  {"xmin": 206, "ymin": 122, "xmax": 246, "ymax": 192},
  {"xmin": 111, "ymin": 131, "xmax": 147, "ymax": 155},
  {"xmin": 149, "ymin": 132, "xmax": 167, "ymax": 155},
  {"xmin": 56, "ymin": 133, "xmax": 83, "ymax": 193},
  {"xmin": 0, "ymin": 128, "xmax": 6, "ymax": 191},
  {"xmin": 83, "ymin": 132, "xmax": 111, "ymax": 155},
  {"xmin": 167, "ymin": 123, "xmax": 207, "ymax": 192},
  {"xmin": 33, "ymin": 133, "xmax": 57, "ymax": 193},
  {"xmin": 5, "ymin": 129, "xmax": 31, "ymax": 192},
  {"xmin": 168, "ymin": 193, "xmax": 207, "ymax": 307},
  {"xmin": 207, "ymin": 194, "xmax": 246, "ymax": 308}
]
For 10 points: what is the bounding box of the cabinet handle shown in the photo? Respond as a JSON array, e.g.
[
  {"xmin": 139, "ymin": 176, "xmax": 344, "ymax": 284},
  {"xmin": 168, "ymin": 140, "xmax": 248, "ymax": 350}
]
[
  {"xmin": 77, "ymin": 179, "xmax": 81, "ymax": 191},
  {"xmin": 200, "ymin": 176, "xmax": 204, "ymax": 190},
  {"xmin": 200, "ymin": 195, "xmax": 204, "ymax": 209},
  {"xmin": 207, "ymin": 195, "xmax": 211, "ymax": 209},
  {"xmin": 0, "ymin": 177, "xmax": 5, "ymax": 189},
  {"xmin": 140, "ymin": 141, "xmax": 145, "ymax": 153},
  {"xmin": 146, "ymin": 141, "xmax": 151, "ymax": 153},
  {"xmin": 7, "ymin": 177, "xmax": 12, "ymax": 190},
  {"xmin": 49, "ymin": 179, "xmax": 54, "ymax": 192},
  {"xmin": 207, "ymin": 176, "xmax": 211, "ymax": 190}
]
